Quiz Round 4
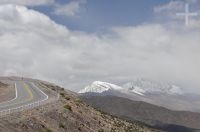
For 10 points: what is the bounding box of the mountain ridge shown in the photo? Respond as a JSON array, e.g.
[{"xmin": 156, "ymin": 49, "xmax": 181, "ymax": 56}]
[{"xmin": 79, "ymin": 79, "xmax": 184, "ymax": 96}]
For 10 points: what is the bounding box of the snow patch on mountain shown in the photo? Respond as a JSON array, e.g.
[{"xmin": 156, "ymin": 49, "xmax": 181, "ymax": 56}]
[
  {"xmin": 78, "ymin": 81, "xmax": 123, "ymax": 94},
  {"xmin": 169, "ymin": 85, "xmax": 183, "ymax": 95},
  {"xmin": 123, "ymin": 78, "xmax": 184, "ymax": 95},
  {"xmin": 130, "ymin": 86, "xmax": 146, "ymax": 96}
]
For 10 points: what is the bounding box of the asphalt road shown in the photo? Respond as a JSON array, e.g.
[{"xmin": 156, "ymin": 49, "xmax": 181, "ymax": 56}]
[{"xmin": 0, "ymin": 81, "xmax": 48, "ymax": 111}]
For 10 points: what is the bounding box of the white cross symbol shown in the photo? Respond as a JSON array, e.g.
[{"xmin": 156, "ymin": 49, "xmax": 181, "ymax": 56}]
[{"xmin": 176, "ymin": 3, "xmax": 198, "ymax": 26}]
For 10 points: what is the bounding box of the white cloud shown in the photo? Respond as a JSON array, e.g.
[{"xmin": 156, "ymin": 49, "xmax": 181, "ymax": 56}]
[
  {"xmin": 0, "ymin": 4, "xmax": 200, "ymax": 92},
  {"xmin": 0, "ymin": 0, "xmax": 55, "ymax": 6},
  {"xmin": 53, "ymin": 0, "xmax": 86, "ymax": 17},
  {"xmin": 154, "ymin": 0, "xmax": 197, "ymax": 13},
  {"xmin": 153, "ymin": 0, "xmax": 200, "ymax": 28},
  {"xmin": 154, "ymin": 1, "xmax": 184, "ymax": 13}
]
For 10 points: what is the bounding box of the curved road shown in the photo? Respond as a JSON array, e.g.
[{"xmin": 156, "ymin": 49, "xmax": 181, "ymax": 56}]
[{"xmin": 0, "ymin": 81, "xmax": 48, "ymax": 112}]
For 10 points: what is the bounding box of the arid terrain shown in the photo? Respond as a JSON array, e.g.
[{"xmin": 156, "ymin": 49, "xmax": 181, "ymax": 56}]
[
  {"xmin": 0, "ymin": 79, "xmax": 158, "ymax": 132},
  {"xmin": 0, "ymin": 81, "xmax": 15, "ymax": 103}
]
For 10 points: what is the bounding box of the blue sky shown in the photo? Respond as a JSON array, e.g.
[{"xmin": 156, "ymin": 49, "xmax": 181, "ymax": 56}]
[{"xmin": 33, "ymin": 0, "xmax": 170, "ymax": 32}]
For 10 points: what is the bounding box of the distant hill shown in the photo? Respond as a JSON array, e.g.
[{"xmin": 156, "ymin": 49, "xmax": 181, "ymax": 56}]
[{"xmin": 81, "ymin": 95, "xmax": 200, "ymax": 132}]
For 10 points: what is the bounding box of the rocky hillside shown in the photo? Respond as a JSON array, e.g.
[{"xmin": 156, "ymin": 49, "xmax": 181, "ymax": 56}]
[
  {"xmin": 0, "ymin": 80, "xmax": 157, "ymax": 132},
  {"xmin": 81, "ymin": 95, "xmax": 200, "ymax": 132},
  {"xmin": 0, "ymin": 81, "xmax": 15, "ymax": 103}
]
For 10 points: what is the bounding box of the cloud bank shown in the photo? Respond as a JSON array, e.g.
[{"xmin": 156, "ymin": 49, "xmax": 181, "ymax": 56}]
[
  {"xmin": 0, "ymin": 3, "xmax": 200, "ymax": 92},
  {"xmin": 0, "ymin": 0, "xmax": 55, "ymax": 6}
]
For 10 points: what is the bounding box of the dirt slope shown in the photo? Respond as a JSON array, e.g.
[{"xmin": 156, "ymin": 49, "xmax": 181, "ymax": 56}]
[
  {"xmin": 81, "ymin": 95, "xmax": 200, "ymax": 132},
  {"xmin": 0, "ymin": 81, "xmax": 15, "ymax": 103}
]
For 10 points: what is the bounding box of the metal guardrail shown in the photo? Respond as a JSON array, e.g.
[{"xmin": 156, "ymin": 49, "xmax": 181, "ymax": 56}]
[{"xmin": 0, "ymin": 83, "xmax": 60, "ymax": 117}]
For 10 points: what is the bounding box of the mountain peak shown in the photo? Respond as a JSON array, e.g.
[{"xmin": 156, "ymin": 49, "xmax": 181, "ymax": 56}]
[{"xmin": 78, "ymin": 81, "xmax": 123, "ymax": 94}]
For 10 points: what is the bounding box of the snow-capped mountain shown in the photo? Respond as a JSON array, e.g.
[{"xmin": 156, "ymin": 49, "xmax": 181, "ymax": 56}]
[
  {"xmin": 79, "ymin": 79, "xmax": 200, "ymax": 112},
  {"xmin": 78, "ymin": 81, "xmax": 123, "ymax": 94},
  {"xmin": 79, "ymin": 79, "xmax": 184, "ymax": 96},
  {"xmin": 122, "ymin": 78, "xmax": 184, "ymax": 95}
]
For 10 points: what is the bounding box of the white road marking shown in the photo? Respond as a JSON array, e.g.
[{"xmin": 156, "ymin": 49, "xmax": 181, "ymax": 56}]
[{"xmin": 31, "ymin": 82, "xmax": 48, "ymax": 100}]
